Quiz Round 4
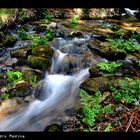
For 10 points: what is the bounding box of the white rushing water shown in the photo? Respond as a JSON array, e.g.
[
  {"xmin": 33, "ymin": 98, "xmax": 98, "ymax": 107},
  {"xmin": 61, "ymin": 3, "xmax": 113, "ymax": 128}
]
[{"xmin": 0, "ymin": 37, "xmax": 91, "ymax": 131}]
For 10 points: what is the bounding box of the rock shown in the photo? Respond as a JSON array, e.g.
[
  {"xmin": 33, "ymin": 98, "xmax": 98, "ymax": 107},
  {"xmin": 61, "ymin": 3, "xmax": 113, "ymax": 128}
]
[
  {"xmin": 34, "ymin": 25, "xmax": 46, "ymax": 33},
  {"xmin": 27, "ymin": 55, "xmax": 51, "ymax": 70},
  {"xmin": 91, "ymin": 34, "xmax": 107, "ymax": 42},
  {"xmin": 0, "ymin": 97, "xmax": 26, "ymax": 120},
  {"xmin": 89, "ymin": 65, "xmax": 102, "ymax": 77},
  {"xmin": 32, "ymin": 80, "xmax": 47, "ymax": 101},
  {"xmin": 70, "ymin": 31, "xmax": 84, "ymax": 38},
  {"xmin": 44, "ymin": 124, "xmax": 62, "ymax": 132},
  {"xmin": 54, "ymin": 29, "xmax": 65, "ymax": 38},
  {"xmin": 2, "ymin": 34, "xmax": 17, "ymax": 47},
  {"xmin": 32, "ymin": 45, "xmax": 54, "ymax": 58},
  {"xmin": 21, "ymin": 67, "xmax": 43, "ymax": 85},
  {"xmin": 88, "ymin": 40, "xmax": 126, "ymax": 60},
  {"xmin": 9, "ymin": 80, "xmax": 32, "ymax": 97},
  {"xmin": 80, "ymin": 77, "xmax": 121, "ymax": 95},
  {"xmin": 11, "ymin": 47, "xmax": 32, "ymax": 58}
]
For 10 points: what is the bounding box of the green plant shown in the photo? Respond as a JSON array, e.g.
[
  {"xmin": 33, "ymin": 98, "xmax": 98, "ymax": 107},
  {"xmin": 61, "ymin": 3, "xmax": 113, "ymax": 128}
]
[
  {"xmin": 28, "ymin": 34, "xmax": 48, "ymax": 48},
  {"xmin": 1, "ymin": 91, "xmax": 14, "ymax": 100},
  {"xmin": 107, "ymin": 38, "xmax": 140, "ymax": 53},
  {"xmin": 114, "ymin": 29, "xmax": 126, "ymax": 37},
  {"xmin": 29, "ymin": 75, "xmax": 38, "ymax": 86},
  {"xmin": 17, "ymin": 10, "xmax": 30, "ymax": 22},
  {"xmin": 96, "ymin": 61, "xmax": 122, "ymax": 73},
  {"xmin": 104, "ymin": 124, "xmax": 112, "ymax": 132},
  {"xmin": 7, "ymin": 71, "xmax": 23, "ymax": 85},
  {"xmin": 111, "ymin": 77, "xmax": 140, "ymax": 104},
  {"xmin": 17, "ymin": 28, "xmax": 28, "ymax": 40},
  {"xmin": 70, "ymin": 16, "xmax": 79, "ymax": 27},
  {"xmin": 45, "ymin": 31, "xmax": 54, "ymax": 41},
  {"xmin": 44, "ymin": 15, "xmax": 52, "ymax": 24},
  {"xmin": 80, "ymin": 89, "xmax": 112, "ymax": 127}
]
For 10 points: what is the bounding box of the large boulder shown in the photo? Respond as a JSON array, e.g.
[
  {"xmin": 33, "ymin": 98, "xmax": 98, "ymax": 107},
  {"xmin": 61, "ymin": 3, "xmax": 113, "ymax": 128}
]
[
  {"xmin": 32, "ymin": 45, "xmax": 54, "ymax": 58},
  {"xmin": 80, "ymin": 77, "xmax": 121, "ymax": 95},
  {"xmin": 27, "ymin": 55, "xmax": 51, "ymax": 70}
]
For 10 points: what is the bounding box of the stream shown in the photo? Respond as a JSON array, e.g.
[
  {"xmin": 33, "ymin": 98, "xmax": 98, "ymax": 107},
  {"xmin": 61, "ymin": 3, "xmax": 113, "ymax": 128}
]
[{"xmin": 0, "ymin": 16, "xmax": 140, "ymax": 131}]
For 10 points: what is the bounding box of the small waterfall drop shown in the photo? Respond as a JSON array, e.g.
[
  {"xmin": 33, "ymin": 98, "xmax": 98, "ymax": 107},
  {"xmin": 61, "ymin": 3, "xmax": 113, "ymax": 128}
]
[{"xmin": 0, "ymin": 35, "xmax": 91, "ymax": 131}]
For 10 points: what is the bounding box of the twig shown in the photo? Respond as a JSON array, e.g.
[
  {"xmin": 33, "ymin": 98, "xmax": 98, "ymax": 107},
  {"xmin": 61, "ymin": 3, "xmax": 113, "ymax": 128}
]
[{"xmin": 125, "ymin": 112, "xmax": 135, "ymax": 132}]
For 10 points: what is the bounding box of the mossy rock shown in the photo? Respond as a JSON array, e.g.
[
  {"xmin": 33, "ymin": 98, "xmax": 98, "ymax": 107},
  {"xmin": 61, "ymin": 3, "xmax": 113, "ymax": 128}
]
[
  {"xmin": 27, "ymin": 55, "xmax": 51, "ymax": 70},
  {"xmin": 11, "ymin": 47, "xmax": 32, "ymax": 58},
  {"xmin": 80, "ymin": 77, "xmax": 121, "ymax": 95},
  {"xmin": 2, "ymin": 34, "xmax": 17, "ymax": 47},
  {"xmin": 9, "ymin": 81, "xmax": 32, "ymax": 97},
  {"xmin": 88, "ymin": 40, "xmax": 126, "ymax": 61},
  {"xmin": 32, "ymin": 45, "xmax": 54, "ymax": 58},
  {"xmin": 89, "ymin": 65, "xmax": 102, "ymax": 77},
  {"xmin": 44, "ymin": 124, "xmax": 62, "ymax": 132},
  {"xmin": 22, "ymin": 68, "xmax": 43, "ymax": 85}
]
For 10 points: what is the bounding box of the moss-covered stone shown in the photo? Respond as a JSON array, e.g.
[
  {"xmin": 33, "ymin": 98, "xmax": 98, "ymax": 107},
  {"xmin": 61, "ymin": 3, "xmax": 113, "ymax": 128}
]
[
  {"xmin": 89, "ymin": 65, "xmax": 102, "ymax": 77},
  {"xmin": 22, "ymin": 67, "xmax": 43, "ymax": 85},
  {"xmin": 80, "ymin": 77, "xmax": 121, "ymax": 95},
  {"xmin": 88, "ymin": 40, "xmax": 126, "ymax": 61},
  {"xmin": 32, "ymin": 45, "xmax": 54, "ymax": 58},
  {"xmin": 27, "ymin": 55, "xmax": 51, "ymax": 70},
  {"xmin": 9, "ymin": 80, "xmax": 32, "ymax": 97},
  {"xmin": 2, "ymin": 34, "xmax": 17, "ymax": 47},
  {"xmin": 11, "ymin": 47, "xmax": 32, "ymax": 58}
]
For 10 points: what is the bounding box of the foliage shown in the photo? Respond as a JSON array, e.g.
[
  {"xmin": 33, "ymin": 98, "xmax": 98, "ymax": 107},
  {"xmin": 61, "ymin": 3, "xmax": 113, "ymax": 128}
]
[
  {"xmin": 44, "ymin": 15, "xmax": 52, "ymax": 24},
  {"xmin": 28, "ymin": 34, "xmax": 48, "ymax": 48},
  {"xmin": 107, "ymin": 38, "xmax": 140, "ymax": 53},
  {"xmin": 104, "ymin": 124, "xmax": 112, "ymax": 132},
  {"xmin": 96, "ymin": 61, "xmax": 122, "ymax": 73},
  {"xmin": 45, "ymin": 30, "xmax": 54, "ymax": 41},
  {"xmin": 1, "ymin": 91, "xmax": 14, "ymax": 100},
  {"xmin": 114, "ymin": 29, "xmax": 126, "ymax": 37},
  {"xmin": 70, "ymin": 16, "xmax": 79, "ymax": 27},
  {"xmin": 132, "ymin": 34, "xmax": 140, "ymax": 40},
  {"xmin": 7, "ymin": 71, "xmax": 23, "ymax": 85},
  {"xmin": 80, "ymin": 89, "xmax": 112, "ymax": 127},
  {"xmin": 111, "ymin": 77, "xmax": 140, "ymax": 104},
  {"xmin": 17, "ymin": 28, "xmax": 28, "ymax": 40},
  {"xmin": 17, "ymin": 9, "xmax": 30, "ymax": 23},
  {"xmin": 29, "ymin": 75, "xmax": 38, "ymax": 86}
]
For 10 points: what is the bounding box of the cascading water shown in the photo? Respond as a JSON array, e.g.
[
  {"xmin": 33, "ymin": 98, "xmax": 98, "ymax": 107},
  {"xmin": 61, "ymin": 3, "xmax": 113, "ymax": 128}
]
[{"xmin": 0, "ymin": 35, "xmax": 91, "ymax": 131}]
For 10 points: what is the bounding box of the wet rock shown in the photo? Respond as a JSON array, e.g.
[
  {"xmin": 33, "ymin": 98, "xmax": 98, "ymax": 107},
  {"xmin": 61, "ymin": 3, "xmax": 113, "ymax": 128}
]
[
  {"xmin": 27, "ymin": 55, "xmax": 51, "ymax": 70},
  {"xmin": 32, "ymin": 45, "xmax": 54, "ymax": 58},
  {"xmin": 70, "ymin": 31, "xmax": 84, "ymax": 38},
  {"xmin": 44, "ymin": 124, "xmax": 62, "ymax": 132},
  {"xmin": 80, "ymin": 77, "xmax": 121, "ymax": 95},
  {"xmin": 54, "ymin": 29, "xmax": 65, "ymax": 38},
  {"xmin": 9, "ymin": 80, "xmax": 32, "ymax": 97},
  {"xmin": 89, "ymin": 65, "xmax": 102, "ymax": 77},
  {"xmin": 34, "ymin": 25, "xmax": 46, "ymax": 33},
  {"xmin": 91, "ymin": 34, "xmax": 107, "ymax": 42},
  {"xmin": 32, "ymin": 80, "xmax": 47, "ymax": 101},
  {"xmin": 88, "ymin": 40, "xmax": 126, "ymax": 60},
  {"xmin": 21, "ymin": 67, "xmax": 43, "ymax": 85},
  {"xmin": 2, "ymin": 34, "xmax": 17, "ymax": 47}
]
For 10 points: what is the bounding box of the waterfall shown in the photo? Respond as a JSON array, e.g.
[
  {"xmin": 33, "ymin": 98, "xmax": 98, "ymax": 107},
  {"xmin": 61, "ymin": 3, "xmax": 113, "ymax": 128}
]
[{"xmin": 0, "ymin": 36, "xmax": 91, "ymax": 131}]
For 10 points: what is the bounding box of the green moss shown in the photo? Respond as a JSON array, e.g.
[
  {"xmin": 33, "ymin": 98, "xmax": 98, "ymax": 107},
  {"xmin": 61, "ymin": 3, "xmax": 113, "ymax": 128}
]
[
  {"xmin": 32, "ymin": 45, "xmax": 54, "ymax": 58},
  {"xmin": 27, "ymin": 55, "xmax": 51, "ymax": 70},
  {"xmin": 2, "ymin": 34, "xmax": 17, "ymax": 47}
]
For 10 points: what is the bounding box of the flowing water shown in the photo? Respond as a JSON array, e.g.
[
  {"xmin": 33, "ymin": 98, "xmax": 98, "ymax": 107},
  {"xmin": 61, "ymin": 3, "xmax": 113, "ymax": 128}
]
[{"xmin": 0, "ymin": 35, "xmax": 92, "ymax": 131}]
